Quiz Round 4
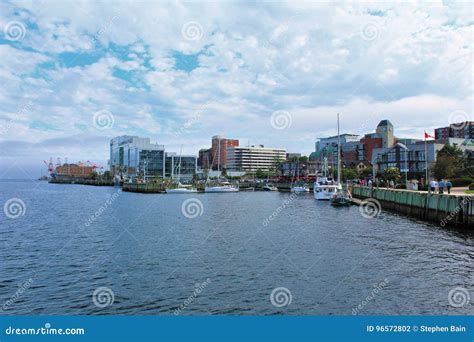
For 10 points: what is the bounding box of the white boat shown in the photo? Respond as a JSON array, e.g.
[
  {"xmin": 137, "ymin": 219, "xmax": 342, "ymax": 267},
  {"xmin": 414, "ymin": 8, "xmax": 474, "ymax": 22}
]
[
  {"xmin": 205, "ymin": 182, "xmax": 239, "ymax": 193},
  {"xmin": 314, "ymin": 175, "xmax": 338, "ymax": 200},
  {"xmin": 166, "ymin": 183, "xmax": 198, "ymax": 193},
  {"xmin": 291, "ymin": 185, "xmax": 310, "ymax": 193},
  {"xmin": 165, "ymin": 146, "xmax": 198, "ymax": 193},
  {"xmin": 263, "ymin": 183, "xmax": 278, "ymax": 191}
]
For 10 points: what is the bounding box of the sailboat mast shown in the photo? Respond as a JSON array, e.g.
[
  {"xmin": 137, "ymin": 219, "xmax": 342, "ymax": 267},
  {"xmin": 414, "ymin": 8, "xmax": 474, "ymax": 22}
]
[{"xmin": 337, "ymin": 113, "xmax": 341, "ymax": 185}]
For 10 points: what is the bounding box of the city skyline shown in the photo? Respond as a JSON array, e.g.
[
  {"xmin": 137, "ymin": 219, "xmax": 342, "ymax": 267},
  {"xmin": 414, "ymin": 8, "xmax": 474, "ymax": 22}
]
[{"xmin": 0, "ymin": 1, "xmax": 472, "ymax": 178}]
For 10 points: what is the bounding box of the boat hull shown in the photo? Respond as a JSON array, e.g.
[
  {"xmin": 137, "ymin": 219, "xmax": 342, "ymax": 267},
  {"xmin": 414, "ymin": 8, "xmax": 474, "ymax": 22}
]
[
  {"xmin": 291, "ymin": 186, "xmax": 309, "ymax": 193},
  {"xmin": 205, "ymin": 186, "xmax": 239, "ymax": 193},
  {"xmin": 165, "ymin": 188, "xmax": 198, "ymax": 193}
]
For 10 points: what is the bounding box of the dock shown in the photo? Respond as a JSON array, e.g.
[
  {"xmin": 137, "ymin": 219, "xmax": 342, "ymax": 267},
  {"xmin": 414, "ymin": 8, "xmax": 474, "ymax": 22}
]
[{"xmin": 350, "ymin": 185, "xmax": 473, "ymax": 228}]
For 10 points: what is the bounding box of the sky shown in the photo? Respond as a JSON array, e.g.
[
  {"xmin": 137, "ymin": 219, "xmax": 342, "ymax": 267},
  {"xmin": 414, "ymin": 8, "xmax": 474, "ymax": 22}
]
[{"xmin": 0, "ymin": 0, "xmax": 472, "ymax": 178}]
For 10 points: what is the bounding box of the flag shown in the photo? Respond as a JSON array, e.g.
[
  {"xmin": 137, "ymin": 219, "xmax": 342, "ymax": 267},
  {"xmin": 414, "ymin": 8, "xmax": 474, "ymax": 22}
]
[{"xmin": 424, "ymin": 131, "xmax": 435, "ymax": 139}]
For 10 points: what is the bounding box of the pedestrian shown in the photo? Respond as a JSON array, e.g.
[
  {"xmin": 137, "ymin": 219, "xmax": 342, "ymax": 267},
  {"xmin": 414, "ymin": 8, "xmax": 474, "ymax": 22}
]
[
  {"xmin": 446, "ymin": 179, "xmax": 452, "ymax": 194},
  {"xmin": 438, "ymin": 179, "xmax": 445, "ymax": 194},
  {"xmin": 389, "ymin": 179, "xmax": 394, "ymax": 189},
  {"xmin": 430, "ymin": 179, "xmax": 436, "ymax": 193},
  {"xmin": 368, "ymin": 179, "xmax": 373, "ymax": 188}
]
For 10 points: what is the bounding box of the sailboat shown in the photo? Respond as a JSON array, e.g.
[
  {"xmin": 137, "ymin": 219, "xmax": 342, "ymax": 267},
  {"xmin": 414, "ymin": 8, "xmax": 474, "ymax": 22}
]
[
  {"xmin": 204, "ymin": 137, "xmax": 239, "ymax": 193},
  {"xmin": 290, "ymin": 156, "xmax": 309, "ymax": 193},
  {"xmin": 166, "ymin": 147, "xmax": 198, "ymax": 193},
  {"xmin": 330, "ymin": 113, "xmax": 351, "ymax": 207}
]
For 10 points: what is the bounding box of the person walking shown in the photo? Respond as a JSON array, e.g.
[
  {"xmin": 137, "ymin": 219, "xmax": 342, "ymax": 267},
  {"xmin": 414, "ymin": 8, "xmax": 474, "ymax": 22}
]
[
  {"xmin": 389, "ymin": 179, "xmax": 395, "ymax": 189},
  {"xmin": 430, "ymin": 179, "xmax": 436, "ymax": 193},
  {"xmin": 446, "ymin": 179, "xmax": 452, "ymax": 194},
  {"xmin": 438, "ymin": 179, "xmax": 445, "ymax": 194}
]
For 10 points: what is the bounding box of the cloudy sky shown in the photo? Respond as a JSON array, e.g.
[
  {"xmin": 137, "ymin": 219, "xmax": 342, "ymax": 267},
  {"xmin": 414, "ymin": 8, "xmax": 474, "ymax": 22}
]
[{"xmin": 0, "ymin": 0, "xmax": 472, "ymax": 178}]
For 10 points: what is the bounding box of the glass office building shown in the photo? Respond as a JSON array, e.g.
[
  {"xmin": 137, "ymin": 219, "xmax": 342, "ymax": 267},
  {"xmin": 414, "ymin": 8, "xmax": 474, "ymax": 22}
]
[
  {"xmin": 110, "ymin": 136, "xmax": 197, "ymax": 180},
  {"xmin": 110, "ymin": 136, "xmax": 165, "ymax": 178}
]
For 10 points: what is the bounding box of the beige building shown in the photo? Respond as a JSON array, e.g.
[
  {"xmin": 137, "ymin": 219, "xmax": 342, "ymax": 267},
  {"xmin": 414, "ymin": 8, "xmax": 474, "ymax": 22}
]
[{"xmin": 226, "ymin": 145, "xmax": 286, "ymax": 172}]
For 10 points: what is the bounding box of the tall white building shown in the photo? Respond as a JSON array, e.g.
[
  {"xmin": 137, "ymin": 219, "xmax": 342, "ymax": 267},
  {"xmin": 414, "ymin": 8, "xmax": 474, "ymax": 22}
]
[{"xmin": 226, "ymin": 145, "xmax": 287, "ymax": 172}]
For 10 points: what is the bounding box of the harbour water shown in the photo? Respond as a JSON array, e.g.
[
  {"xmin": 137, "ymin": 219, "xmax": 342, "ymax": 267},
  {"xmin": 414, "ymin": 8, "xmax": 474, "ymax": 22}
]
[{"xmin": 1, "ymin": 180, "xmax": 473, "ymax": 315}]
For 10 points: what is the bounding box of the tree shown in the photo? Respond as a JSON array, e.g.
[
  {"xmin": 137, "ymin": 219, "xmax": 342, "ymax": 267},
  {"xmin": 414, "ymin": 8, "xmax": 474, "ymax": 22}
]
[
  {"xmin": 341, "ymin": 168, "xmax": 358, "ymax": 181},
  {"xmin": 256, "ymin": 169, "xmax": 268, "ymax": 179},
  {"xmin": 360, "ymin": 166, "xmax": 373, "ymax": 178},
  {"xmin": 384, "ymin": 167, "xmax": 401, "ymax": 183},
  {"xmin": 433, "ymin": 144, "xmax": 466, "ymax": 179}
]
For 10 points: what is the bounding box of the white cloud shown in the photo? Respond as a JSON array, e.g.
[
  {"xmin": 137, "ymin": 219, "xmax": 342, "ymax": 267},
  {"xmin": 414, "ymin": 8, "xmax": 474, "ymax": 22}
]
[{"xmin": 0, "ymin": 1, "xmax": 472, "ymax": 177}]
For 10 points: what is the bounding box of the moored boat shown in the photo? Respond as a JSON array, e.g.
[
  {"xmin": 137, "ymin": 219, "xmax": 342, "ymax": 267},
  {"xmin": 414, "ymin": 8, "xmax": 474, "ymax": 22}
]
[
  {"xmin": 205, "ymin": 182, "xmax": 239, "ymax": 193},
  {"xmin": 263, "ymin": 183, "xmax": 278, "ymax": 191}
]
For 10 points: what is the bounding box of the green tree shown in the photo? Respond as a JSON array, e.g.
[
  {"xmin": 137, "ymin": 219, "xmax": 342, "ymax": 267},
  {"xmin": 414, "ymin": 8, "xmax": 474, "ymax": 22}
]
[
  {"xmin": 384, "ymin": 167, "xmax": 401, "ymax": 183},
  {"xmin": 360, "ymin": 166, "xmax": 373, "ymax": 178},
  {"xmin": 433, "ymin": 144, "xmax": 466, "ymax": 179},
  {"xmin": 256, "ymin": 169, "xmax": 268, "ymax": 179},
  {"xmin": 341, "ymin": 168, "xmax": 358, "ymax": 181}
]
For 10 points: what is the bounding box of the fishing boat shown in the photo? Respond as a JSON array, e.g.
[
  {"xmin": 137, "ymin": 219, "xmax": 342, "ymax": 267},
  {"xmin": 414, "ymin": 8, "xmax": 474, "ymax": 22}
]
[
  {"xmin": 314, "ymin": 158, "xmax": 338, "ymax": 200},
  {"xmin": 330, "ymin": 113, "xmax": 351, "ymax": 207}
]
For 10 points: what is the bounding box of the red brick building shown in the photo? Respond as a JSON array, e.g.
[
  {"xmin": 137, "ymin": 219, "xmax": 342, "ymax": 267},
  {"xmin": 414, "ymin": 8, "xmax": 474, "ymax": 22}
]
[
  {"xmin": 360, "ymin": 133, "xmax": 383, "ymax": 162},
  {"xmin": 210, "ymin": 135, "xmax": 239, "ymax": 170}
]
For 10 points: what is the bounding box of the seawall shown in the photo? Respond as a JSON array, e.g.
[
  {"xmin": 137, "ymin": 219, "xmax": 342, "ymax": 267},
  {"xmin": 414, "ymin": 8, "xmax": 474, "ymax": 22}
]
[{"xmin": 350, "ymin": 186, "xmax": 473, "ymax": 228}]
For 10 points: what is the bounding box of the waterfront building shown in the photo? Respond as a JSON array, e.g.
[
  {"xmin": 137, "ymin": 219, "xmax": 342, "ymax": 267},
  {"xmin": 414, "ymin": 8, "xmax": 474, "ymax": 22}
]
[
  {"xmin": 165, "ymin": 153, "xmax": 197, "ymax": 180},
  {"xmin": 372, "ymin": 137, "xmax": 474, "ymax": 178},
  {"xmin": 435, "ymin": 121, "xmax": 474, "ymax": 140},
  {"xmin": 55, "ymin": 163, "xmax": 95, "ymax": 177},
  {"xmin": 226, "ymin": 145, "xmax": 286, "ymax": 172},
  {"xmin": 376, "ymin": 120, "xmax": 395, "ymax": 148},
  {"xmin": 110, "ymin": 135, "xmax": 165, "ymax": 178},
  {"xmin": 198, "ymin": 148, "xmax": 212, "ymax": 169},
  {"xmin": 315, "ymin": 134, "xmax": 360, "ymax": 152},
  {"xmin": 359, "ymin": 133, "xmax": 383, "ymax": 162},
  {"xmin": 211, "ymin": 135, "xmax": 239, "ymax": 170}
]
